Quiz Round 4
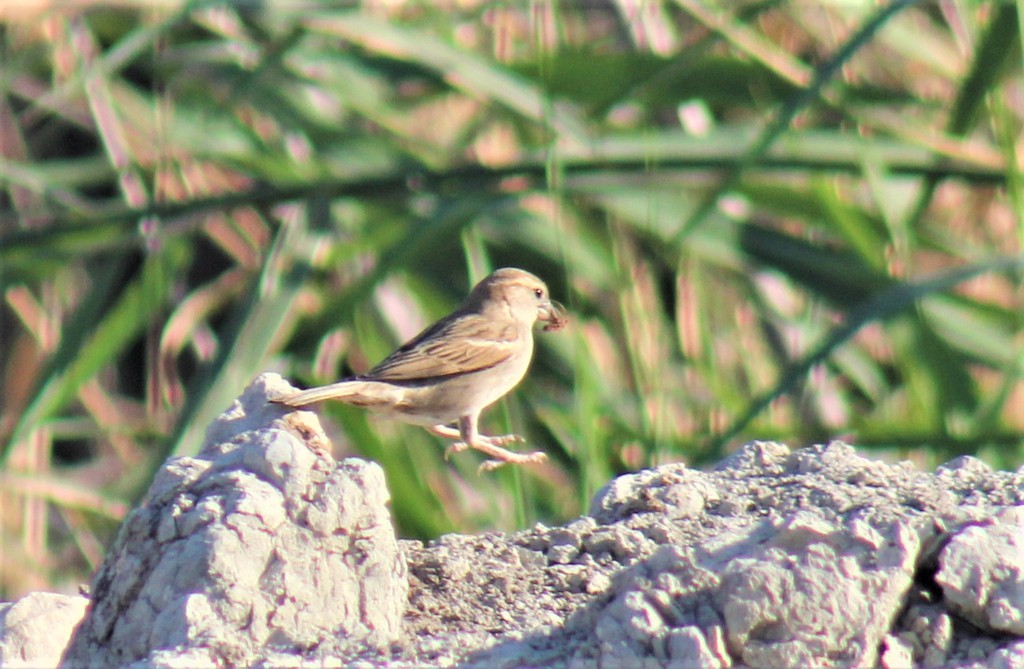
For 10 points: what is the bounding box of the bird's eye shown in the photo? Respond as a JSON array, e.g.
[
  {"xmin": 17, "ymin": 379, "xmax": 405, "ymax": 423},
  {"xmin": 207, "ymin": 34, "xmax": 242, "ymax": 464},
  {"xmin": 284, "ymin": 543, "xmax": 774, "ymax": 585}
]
[{"xmin": 534, "ymin": 288, "xmax": 544, "ymax": 299}]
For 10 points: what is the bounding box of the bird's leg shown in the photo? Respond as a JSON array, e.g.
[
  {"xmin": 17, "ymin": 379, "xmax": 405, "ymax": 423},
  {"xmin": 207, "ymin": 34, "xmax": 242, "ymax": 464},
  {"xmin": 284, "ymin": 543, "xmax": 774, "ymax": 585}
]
[
  {"xmin": 428, "ymin": 423, "xmax": 527, "ymax": 460},
  {"xmin": 427, "ymin": 424, "xmax": 463, "ymax": 440},
  {"xmin": 427, "ymin": 424, "xmax": 470, "ymax": 459},
  {"xmin": 456, "ymin": 415, "xmax": 546, "ymax": 473}
]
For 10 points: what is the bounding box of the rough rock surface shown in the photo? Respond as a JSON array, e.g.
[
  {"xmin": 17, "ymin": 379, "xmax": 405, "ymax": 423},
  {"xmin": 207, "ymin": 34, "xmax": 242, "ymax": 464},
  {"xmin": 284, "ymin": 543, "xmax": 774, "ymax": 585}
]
[
  {"xmin": 0, "ymin": 372, "xmax": 1021, "ymax": 668},
  {"xmin": 59, "ymin": 373, "xmax": 407, "ymax": 668},
  {"xmin": 0, "ymin": 592, "xmax": 89, "ymax": 668},
  {"xmin": 396, "ymin": 443, "xmax": 1024, "ymax": 669}
]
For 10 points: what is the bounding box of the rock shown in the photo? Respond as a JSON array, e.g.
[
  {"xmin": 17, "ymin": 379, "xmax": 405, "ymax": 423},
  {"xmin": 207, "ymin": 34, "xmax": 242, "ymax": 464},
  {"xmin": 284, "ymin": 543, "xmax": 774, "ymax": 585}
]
[
  {"xmin": 417, "ymin": 441, "xmax": 1024, "ymax": 669},
  {"xmin": 936, "ymin": 506, "xmax": 1024, "ymax": 635},
  {"xmin": 59, "ymin": 373, "xmax": 406, "ymax": 668},
  {"xmin": 2, "ymin": 374, "xmax": 1021, "ymax": 667},
  {"xmin": 0, "ymin": 592, "xmax": 88, "ymax": 667}
]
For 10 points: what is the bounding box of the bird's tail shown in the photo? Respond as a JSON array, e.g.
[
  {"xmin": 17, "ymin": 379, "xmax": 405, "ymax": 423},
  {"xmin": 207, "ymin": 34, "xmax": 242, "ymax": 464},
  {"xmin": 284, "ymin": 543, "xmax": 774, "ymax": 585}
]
[{"xmin": 272, "ymin": 381, "xmax": 364, "ymax": 407}]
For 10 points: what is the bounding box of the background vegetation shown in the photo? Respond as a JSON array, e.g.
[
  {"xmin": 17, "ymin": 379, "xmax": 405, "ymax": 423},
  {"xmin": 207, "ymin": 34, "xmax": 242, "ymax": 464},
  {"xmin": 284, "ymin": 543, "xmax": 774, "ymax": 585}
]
[{"xmin": 2, "ymin": 1, "xmax": 1022, "ymax": 598}]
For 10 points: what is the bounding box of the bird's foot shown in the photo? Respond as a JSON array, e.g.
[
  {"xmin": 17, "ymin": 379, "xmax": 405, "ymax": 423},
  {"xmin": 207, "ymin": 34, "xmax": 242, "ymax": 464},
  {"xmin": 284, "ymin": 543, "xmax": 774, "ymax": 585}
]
[
  {"xmin": 444, "ymin": 441, "xmax": 469, "ymax": 460},
  {"xmin": 485, "ymin": 433, "xmax": 526, "ymax": 447},
  {"xmin": 478, "ymin": 450, "xmax": 548, "ymax": 474},
  {"xmin": 445, "ymin": 433, "xmax": 524, "ymax": 459}
]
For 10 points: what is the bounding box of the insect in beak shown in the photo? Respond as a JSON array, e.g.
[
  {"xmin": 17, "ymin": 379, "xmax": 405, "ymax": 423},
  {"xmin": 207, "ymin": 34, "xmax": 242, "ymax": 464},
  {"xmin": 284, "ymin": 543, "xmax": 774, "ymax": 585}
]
[{"xmin": 540, "ymin": 300, "xmax": 568, "ymax": 331}]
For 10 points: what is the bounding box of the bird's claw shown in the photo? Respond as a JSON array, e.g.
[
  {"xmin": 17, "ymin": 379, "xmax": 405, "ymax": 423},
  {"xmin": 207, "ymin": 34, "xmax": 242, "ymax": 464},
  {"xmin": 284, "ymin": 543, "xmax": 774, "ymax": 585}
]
[
  {"xmin": 477, "ymin": 451, "xmax": 547, "ymax": 474},
  {"xmin": 478, "ymin": 459, "xmax": 504, "ymax": 473},
  {"xmin": 445, "ymin": 441, "xmax": 470, "ymax": 460},
  {"xmin": 446, "ymin": 433, "xmax": 523, "ymax": 460}
]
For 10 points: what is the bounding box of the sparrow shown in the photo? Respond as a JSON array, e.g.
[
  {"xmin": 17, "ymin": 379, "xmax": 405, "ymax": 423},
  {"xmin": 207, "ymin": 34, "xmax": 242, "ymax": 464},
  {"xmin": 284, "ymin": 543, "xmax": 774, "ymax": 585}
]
[{"xmin": 273, "ymin": 268, "xmax": 567, "ymax": 472}]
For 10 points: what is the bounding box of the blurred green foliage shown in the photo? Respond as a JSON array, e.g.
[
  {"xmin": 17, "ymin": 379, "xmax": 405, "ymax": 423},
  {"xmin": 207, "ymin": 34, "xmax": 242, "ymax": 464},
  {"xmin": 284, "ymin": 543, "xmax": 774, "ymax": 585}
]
[{"xmin": 1, "ymin": 2, "xmax": 1022, "ymax": 597}]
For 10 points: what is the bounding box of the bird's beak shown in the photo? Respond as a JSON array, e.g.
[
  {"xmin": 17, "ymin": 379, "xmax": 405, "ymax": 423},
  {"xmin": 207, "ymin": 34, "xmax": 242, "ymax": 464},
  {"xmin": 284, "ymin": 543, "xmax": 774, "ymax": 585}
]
[{"xmin": 538, "ymin": 300, "xmax": 568, "ymax": 331}]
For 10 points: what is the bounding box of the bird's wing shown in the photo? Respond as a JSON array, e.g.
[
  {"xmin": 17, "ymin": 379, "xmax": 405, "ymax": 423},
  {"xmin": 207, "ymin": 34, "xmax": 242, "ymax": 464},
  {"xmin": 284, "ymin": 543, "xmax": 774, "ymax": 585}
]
[{"xmin": 363, "ymin": 312, "xmax": 521, "ymax": 383}]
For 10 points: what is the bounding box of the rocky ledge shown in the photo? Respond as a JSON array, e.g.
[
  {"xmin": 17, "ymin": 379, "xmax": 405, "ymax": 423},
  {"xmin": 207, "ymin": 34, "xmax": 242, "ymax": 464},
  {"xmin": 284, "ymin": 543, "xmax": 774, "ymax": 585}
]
[{"xmin": 1, "ymin": 373, "xmax": 1023, "ymax": 668}]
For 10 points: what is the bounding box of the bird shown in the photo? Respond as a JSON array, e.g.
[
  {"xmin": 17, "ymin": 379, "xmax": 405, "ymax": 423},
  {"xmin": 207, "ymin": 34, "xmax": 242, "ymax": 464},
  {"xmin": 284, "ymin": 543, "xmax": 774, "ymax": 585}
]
[{"xmin": 273, "ymin": 267, "xmax": 566, "ymax": 472}]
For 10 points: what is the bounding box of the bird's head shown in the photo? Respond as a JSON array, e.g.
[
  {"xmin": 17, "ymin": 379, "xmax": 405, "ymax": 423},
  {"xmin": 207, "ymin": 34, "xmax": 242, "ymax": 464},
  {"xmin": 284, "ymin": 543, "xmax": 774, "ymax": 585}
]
[{"xmin": 467, "ymin": 268, "xmax": 567, "ymax": 330}]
